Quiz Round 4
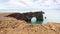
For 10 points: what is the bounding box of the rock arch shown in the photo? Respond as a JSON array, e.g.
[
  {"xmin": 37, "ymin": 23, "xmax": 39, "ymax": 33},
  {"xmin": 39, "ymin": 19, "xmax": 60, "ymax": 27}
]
[{"xmin": 5, "ymin": 11, "xmax": 44, "ymax": 22}]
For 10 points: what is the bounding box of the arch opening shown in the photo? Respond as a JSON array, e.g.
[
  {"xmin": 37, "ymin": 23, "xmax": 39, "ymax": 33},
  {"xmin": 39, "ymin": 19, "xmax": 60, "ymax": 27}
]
[{"xmin": 31, "ymin": 17, "xmax": 37, "ymax": 23}]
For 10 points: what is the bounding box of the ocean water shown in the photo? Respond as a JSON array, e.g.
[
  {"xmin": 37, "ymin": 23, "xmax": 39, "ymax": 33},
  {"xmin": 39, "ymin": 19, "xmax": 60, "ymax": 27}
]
[{"xmin": 29, "ymin": 10, "xmax": 60, "ymax": 24}]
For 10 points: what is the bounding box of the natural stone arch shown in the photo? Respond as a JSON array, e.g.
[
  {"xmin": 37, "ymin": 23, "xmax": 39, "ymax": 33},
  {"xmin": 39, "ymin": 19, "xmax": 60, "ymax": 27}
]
[{"xmin": 5, "ymin": 11, "xmax": 44, "ymax": 23}]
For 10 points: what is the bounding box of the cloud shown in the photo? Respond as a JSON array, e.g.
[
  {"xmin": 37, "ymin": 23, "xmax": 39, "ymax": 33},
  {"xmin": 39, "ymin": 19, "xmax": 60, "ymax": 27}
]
[
  {"xmin": 0, "ymin": 0, "xmax": 9, "ymax": 3},
  {"xmin": 0, "ymin": 0, "xmax": 60, "ymax": 10}
]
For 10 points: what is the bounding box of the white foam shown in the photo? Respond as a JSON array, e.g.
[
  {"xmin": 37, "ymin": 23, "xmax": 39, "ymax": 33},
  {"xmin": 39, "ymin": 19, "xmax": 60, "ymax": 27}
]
[{"xmin": 31, "ymin": 17, "xmax": 37, "ymax": 23}]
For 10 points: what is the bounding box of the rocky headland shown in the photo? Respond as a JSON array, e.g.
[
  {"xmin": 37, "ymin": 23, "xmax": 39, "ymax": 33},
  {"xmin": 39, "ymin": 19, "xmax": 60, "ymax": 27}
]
[{"xmin": 5, "ymin": 11, "xmax": 44, "ymax": 22}]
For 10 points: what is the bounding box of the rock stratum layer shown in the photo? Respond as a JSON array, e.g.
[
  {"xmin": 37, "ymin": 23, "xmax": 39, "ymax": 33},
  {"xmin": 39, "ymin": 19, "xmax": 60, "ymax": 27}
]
[{"xmin": 0, "ymin": 17, "xmax": 60, "ymax": 34}]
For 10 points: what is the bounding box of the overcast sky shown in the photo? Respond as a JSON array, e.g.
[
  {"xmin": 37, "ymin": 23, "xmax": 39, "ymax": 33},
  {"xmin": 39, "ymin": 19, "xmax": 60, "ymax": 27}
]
[{"xmin": 0, "ymin": 0, "xmax": 60, "ymax": 12}]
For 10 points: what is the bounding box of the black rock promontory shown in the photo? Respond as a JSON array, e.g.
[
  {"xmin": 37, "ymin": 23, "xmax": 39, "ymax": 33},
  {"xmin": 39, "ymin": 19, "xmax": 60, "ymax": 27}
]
[{"xmin": 5, "ymin": 11, "xmax": 44, "ymax": 22}]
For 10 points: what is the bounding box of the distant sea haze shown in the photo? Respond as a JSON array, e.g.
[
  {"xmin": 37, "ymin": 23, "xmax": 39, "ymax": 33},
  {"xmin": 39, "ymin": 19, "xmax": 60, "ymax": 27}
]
[{"xmin": 43, "ymin": 10, "xmax": 60, "ymax": 24}]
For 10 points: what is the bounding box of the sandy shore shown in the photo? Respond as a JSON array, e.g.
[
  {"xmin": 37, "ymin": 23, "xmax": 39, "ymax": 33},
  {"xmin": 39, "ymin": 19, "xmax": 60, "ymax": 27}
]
[{"xmin": 0, "ymin": 13, "xmax": 60, "ymax": 34}]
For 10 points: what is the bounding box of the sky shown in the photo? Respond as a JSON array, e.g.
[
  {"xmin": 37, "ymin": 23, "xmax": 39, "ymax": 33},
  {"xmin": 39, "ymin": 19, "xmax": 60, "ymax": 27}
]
[{"xmin": 0, "ymin": 0, "xmax": 60, "ymax": 12}]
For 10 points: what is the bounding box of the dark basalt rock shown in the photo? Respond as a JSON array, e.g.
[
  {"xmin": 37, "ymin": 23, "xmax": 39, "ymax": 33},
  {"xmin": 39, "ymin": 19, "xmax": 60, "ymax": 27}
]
[{"xmin": 5, "ymin": 11, "xmax": 44, "ymax": 22}]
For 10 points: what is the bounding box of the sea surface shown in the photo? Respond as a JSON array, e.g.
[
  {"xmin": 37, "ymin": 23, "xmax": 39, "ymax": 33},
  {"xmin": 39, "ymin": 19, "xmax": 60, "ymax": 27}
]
[{"xmin": 29, "ymin": 10, "xmax": 60, "ymax": 24}]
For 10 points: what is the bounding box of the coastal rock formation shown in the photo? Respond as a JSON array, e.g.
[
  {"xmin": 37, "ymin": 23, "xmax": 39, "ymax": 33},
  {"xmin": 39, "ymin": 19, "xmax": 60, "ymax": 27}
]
[
  {"xmin": 0, "ymin": 12, "xmax": 60, "ymax": 34},
  {"xmin": 5, "ymin": 11, "xmax": 44, "ymax": 22}
]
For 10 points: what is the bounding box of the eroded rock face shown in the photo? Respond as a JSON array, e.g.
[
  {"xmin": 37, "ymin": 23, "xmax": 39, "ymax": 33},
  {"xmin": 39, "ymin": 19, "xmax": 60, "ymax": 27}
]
[{"xmin": 5, "ymin": 11, "xmax": 44, "ymax": 22}]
